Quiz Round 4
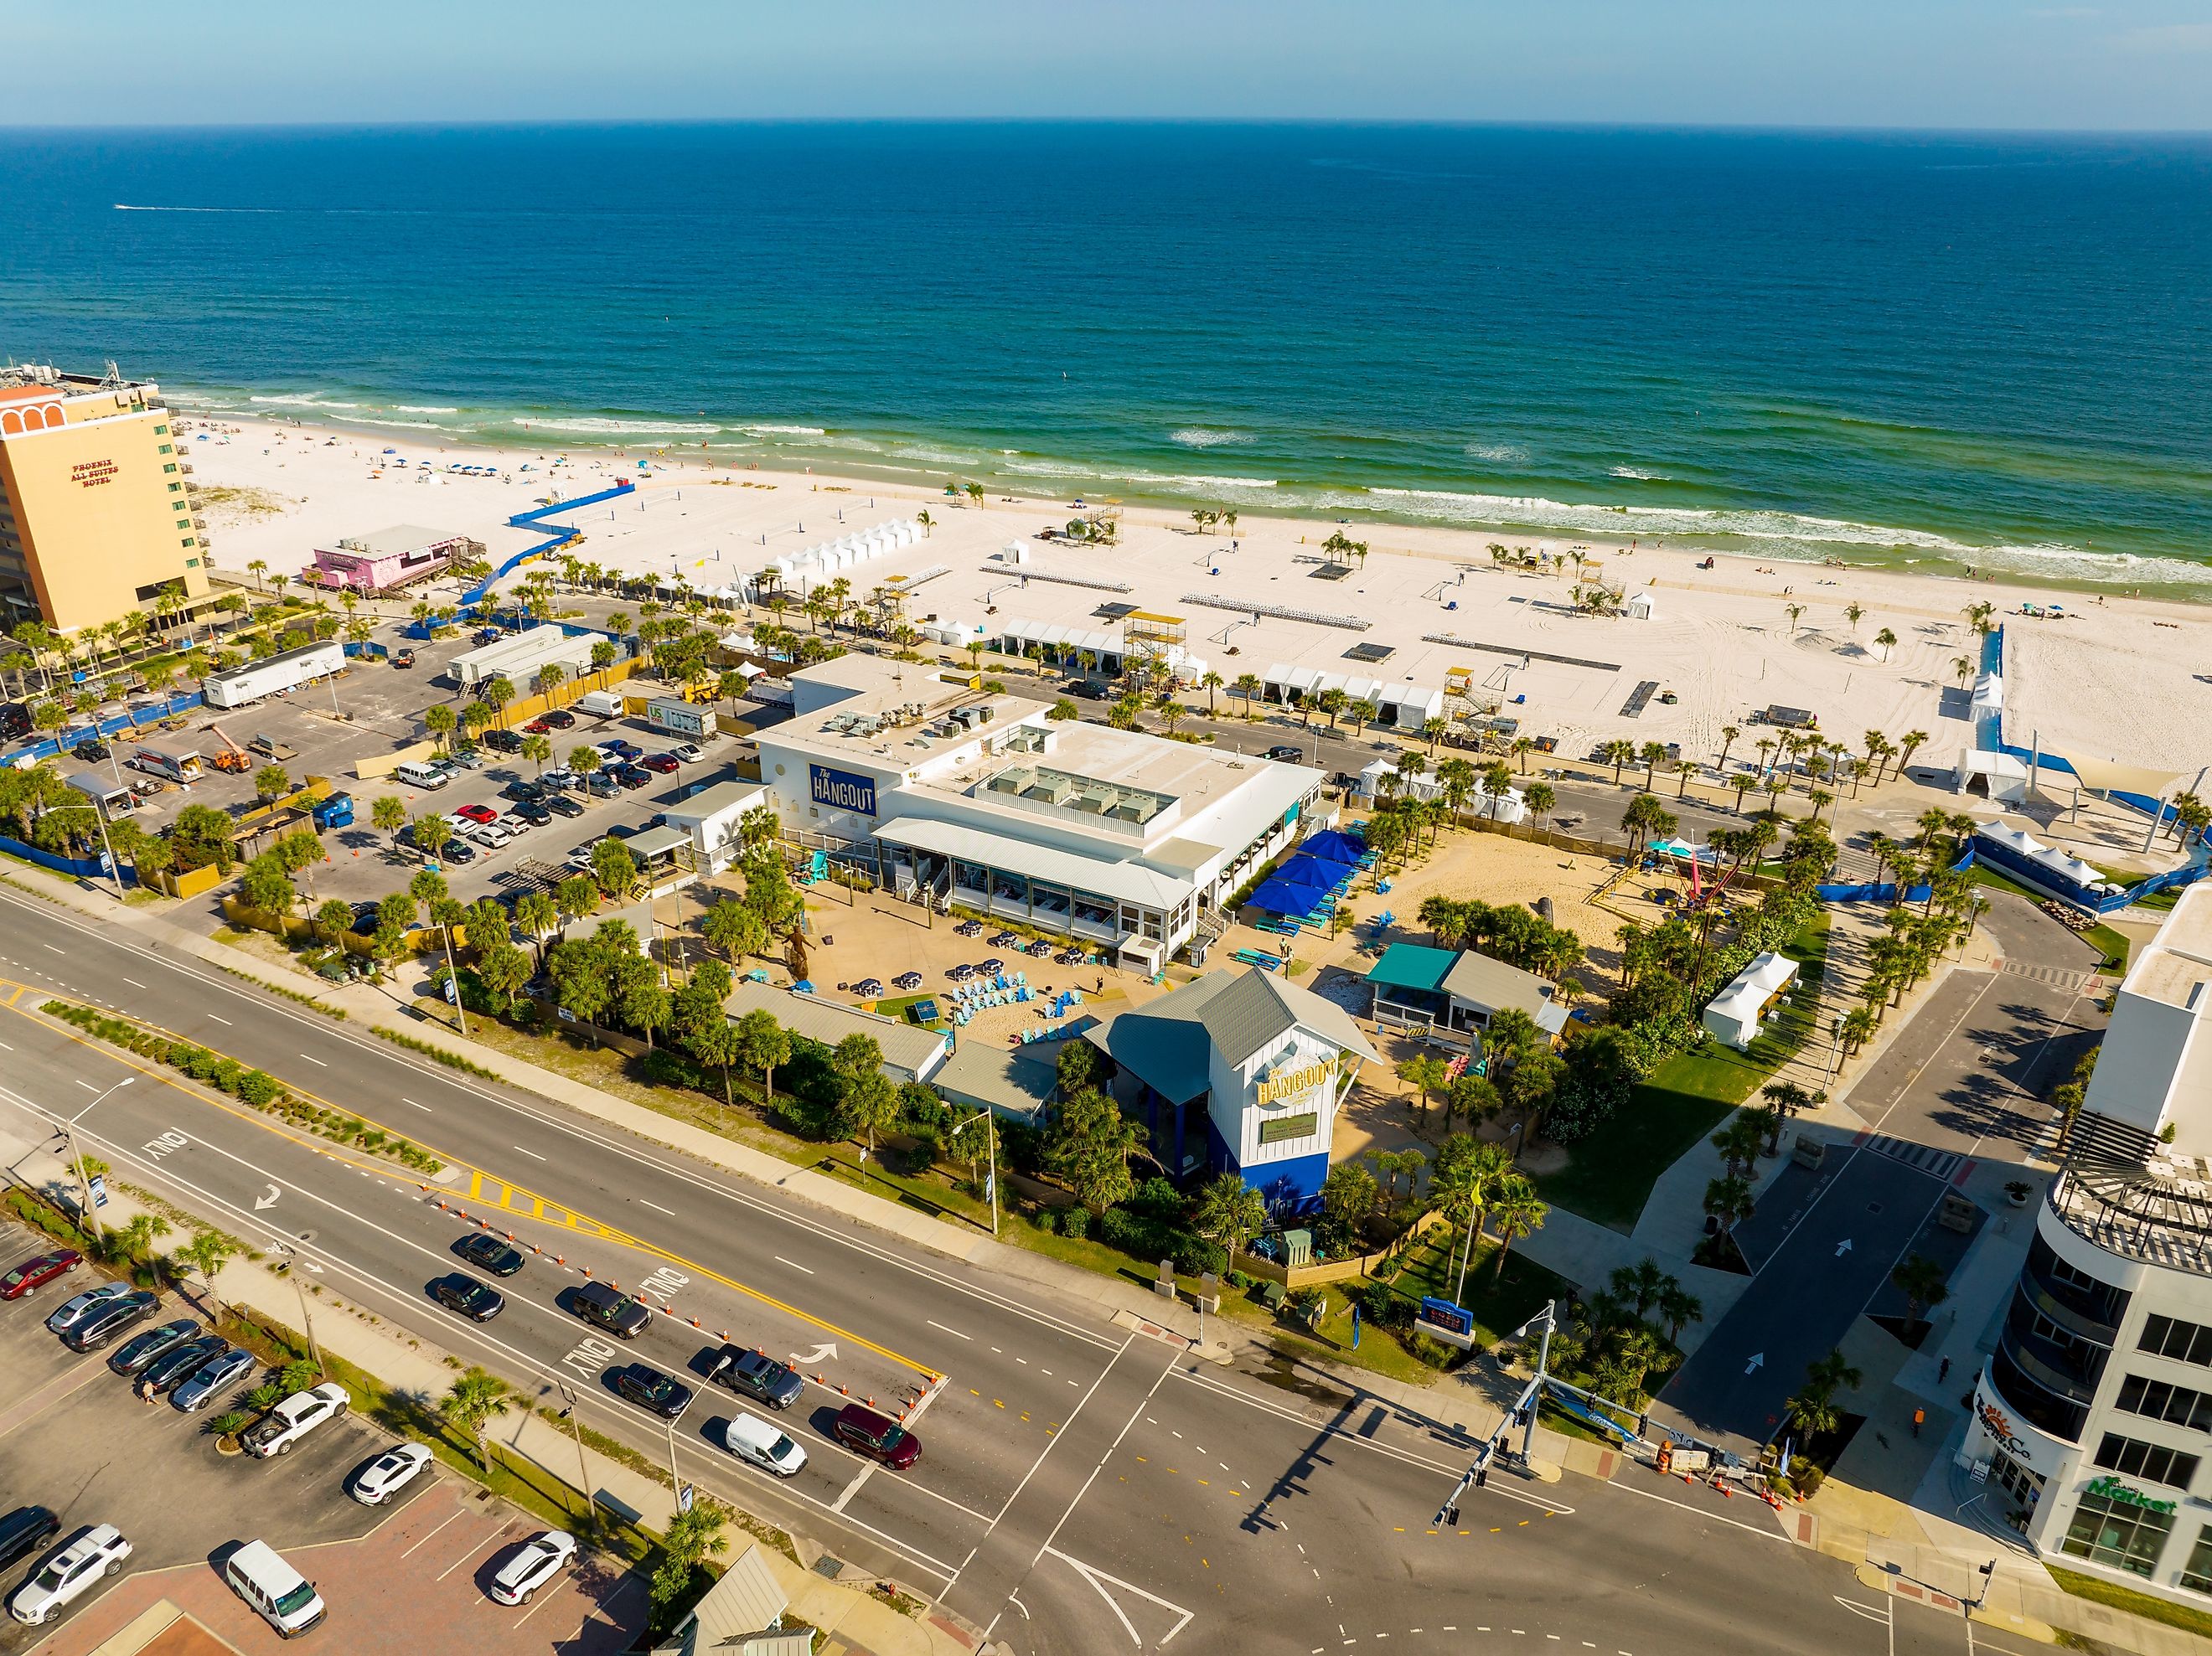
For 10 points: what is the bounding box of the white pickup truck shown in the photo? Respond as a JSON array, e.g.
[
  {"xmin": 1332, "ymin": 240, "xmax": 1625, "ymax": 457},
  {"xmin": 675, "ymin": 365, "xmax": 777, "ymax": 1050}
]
[{"xmin": 241, "ymin": 1383, "xmax": 349, "ymax": 1458}]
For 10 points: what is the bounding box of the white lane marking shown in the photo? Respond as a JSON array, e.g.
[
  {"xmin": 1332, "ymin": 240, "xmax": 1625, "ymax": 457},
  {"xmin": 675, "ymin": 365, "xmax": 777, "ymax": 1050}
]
[
  {"xmin": 927, "ymin": 1319, "xmax": 971, "ymax": 1340},
  {"xmin": 42, "ymin": 944, "xmax": 64, "ymax": 955},
  {"xmin": 123, "ymin": 978, "xmax": 147, "ymax": 988},
  {"xmin": 399, "ymin": 1507, "xmax": 470, "ymax": 1559},
  {"xmin": 830, "ymin": 1461, "xmax": 876, "ymax": 1514},
  {"xmin": 75, "ymin": 1080, "xmax": 100, "ymax": 1092},
  {"xmin": 638, "ymin": 1199, "xmax": 674, "ymax": 1215},
  {"xmin": 774, "ymin": 1256, "xmax": 814, "ymax": 1274},
  {"xmin": 401, "ymin": 1098, "xmax": 432, "ymax": 1112},
  {"xmin": 510, "ymin": 1144, "xmax": 546, "ymax": 1161},
  {"xmin": 298, "ymin": 1053, "xmax": 327, "ymax": 1066},
  {"xmin": 0, "ymin": 1041, "xmax": 11, "ymax": 1051},
  {"xmin": 206, "ymin": 1014, "xmax": 231, "ymax": 1025}
]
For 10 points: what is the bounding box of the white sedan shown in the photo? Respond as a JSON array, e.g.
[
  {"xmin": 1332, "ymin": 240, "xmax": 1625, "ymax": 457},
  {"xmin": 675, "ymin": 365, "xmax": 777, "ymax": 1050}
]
[
  {"xmin": 487, "ymin": 1530, "xmax": 576, "ymax": 1606},
  {"xmin": 8, "ymin": 1523, "xmax": 131, "ymax": 1625},
  {"xmin": 466, "ymin": 821, "xmax": 514, "ymax": 849},
  {"xmin": 669, "ymin": 742, "xmax": 705, "ymax": 764},
  {"xmin": 348, "ymin": 1442, "xmax": 433, "ymax": 1505}
]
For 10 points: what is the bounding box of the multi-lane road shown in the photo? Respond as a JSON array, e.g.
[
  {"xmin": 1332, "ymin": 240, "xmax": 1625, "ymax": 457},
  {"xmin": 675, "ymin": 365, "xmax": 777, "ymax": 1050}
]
[{"xmin": 0, "ymin": 884, "xmax": 2015, "ymax": 1653}]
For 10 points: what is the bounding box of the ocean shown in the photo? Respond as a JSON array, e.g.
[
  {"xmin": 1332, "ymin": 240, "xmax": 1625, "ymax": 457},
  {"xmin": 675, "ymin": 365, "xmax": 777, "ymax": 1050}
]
[{"xmin": 3, "ymin": 122, "xmax": 2209, "ymax": 591}]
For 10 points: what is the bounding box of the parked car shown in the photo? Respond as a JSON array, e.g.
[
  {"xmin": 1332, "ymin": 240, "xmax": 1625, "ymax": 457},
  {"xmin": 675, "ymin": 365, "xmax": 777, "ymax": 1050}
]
[
  {"xmin": 0, "ymin": 1507, "xmax": 59, "ymax": 1575},
  {"xmin": 500, "ymin": 781, "xmax": 545, "ymax": 804},
  {"xmin": 224, "ymin": 1537, "xmax": 326, "ymax": 1638},
  {"xmin": 349, "ymin": 1442, "xmax": 433, "ymax": 1505},
  {"xmin": 348, "ymin": 900, "xmax": 383, "ymax": 935},
  {"xmin": 586, "ymin": 771, "xmax": 620, "ymax": 799},
  {"xmin": 833, "ymin": 1404, "xmax": 920, "ymax": 1469},
  {"xmin": 721, "ymin": 1412, "xmax": 808, "ymax": 1478},
  {"xmin": 446, "ymin": 747, "xmax": 486, "ymax": 771},
  {"xmin": 0, "ymin": 1250, "xmax": 81, "ymax": 1301},
  {"xmin": 483, "ymin": 729, "xmax": 523, "ymax": 754},
  {"xmin": 391, "ymin": 649, "xmax": 416, "ymax": 668},
  {"xmin": 602, "ymin": 739, "xmax": 643, "ymax": 761},
  {"xmin": 540, "ymin": 766, "xmax": 580, "ymax": 790},
  {"xmin": 465, "ymin": 821, "xmax": 513, "ymax": 849},
  {"xmin": 455, "ymin": 803, "xmax": 499, "ymax": 824},
  {"xmin": 540, "ymin": 708, "xmax": 576, "ymax": 730},
  {"xmin": 240, "ymin": 1383, "xmax": 349, "ymax": 1457},
  {"xmin": 522, "ymin": 718, "xmax": 552, "ymax": 735},
  {"xmin": 669, "ymin": 742, "xmax": 705, "ymax": 765},
  {"xmin": 108, "ymin": 1318, "xmax": 201, "ymax": 1376},
  {"xmin": 509, "ymin": 802, "xmax": 552, "ymax": 827},
  {"xmin": 64, "ymin": 1291, "xmax": 158, "ymax": 1353},
  {"xmin": 639, "ymin": 753, "xmax": 680, "ymax": 775},
  {"xmin": 7, "ymin": 1523, "xmax": 131, "ymax": 1626},
  {"xmin": 442, "ymin": 838, "xmax": 479, "ymax": 865},
  {"xmin": 567, "ymin": 1282, "xmax": 650, "ymax": 1339},
  {"xmin": 171, "ymin": 1345, "xmax": 256, "ymax": 1411},
  {"xmin": 138, "ymin": 1334, "xmax": 227, "ymax": 1395},
  {"xmin": 1265, "ymin": 744, "xmax": 1305, "ymax": 762},
  {"xmin": 45, "ymin": 1282, "xmax": 134, "ymax": 1336},
  {"xmin": 429, "ymin": 1274, "xmax": 504, "ymax": 1322},
  {"xmin": 72, "ymin": 738, "xmax": 110, "ymax": 761},
  {"xmin": 614, "ymin": 765, "xmax": 651, "ymax": 791},
  {"xmin": 454, "ymin": 1234, "xmax": 525, "ymax": 1277},
  {"xmin": 487, "ymin": 1531, "xmax": 575, "ymax": 1607},
  {"xmin": 705, "ymin": 1345, "xmax": 804, "ymax": 1411},
  {"xmin": 612, "ymin": 1363, "xmax": 693, "ymax": 1419},
  {"xmin": 544, "ymin": 792, "xmax": 584, "ymax": 819}
]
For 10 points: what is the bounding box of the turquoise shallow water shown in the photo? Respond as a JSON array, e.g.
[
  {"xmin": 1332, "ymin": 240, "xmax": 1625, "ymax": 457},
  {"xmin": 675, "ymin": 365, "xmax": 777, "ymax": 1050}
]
[{"xmin": 3, "ymin": 122, "xmax": 2209, "ymax": 590}]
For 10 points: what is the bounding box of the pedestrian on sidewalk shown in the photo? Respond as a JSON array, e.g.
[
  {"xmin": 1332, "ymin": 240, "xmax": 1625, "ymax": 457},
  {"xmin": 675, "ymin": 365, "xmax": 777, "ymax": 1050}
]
[
  {"xmin": 1912, "ymin": 1407, "xmax": 1925, "ymax": 1438},
  {"xmin": 1938, "ymin": 1357, "xmax": 1951, "ymax": 1384}
]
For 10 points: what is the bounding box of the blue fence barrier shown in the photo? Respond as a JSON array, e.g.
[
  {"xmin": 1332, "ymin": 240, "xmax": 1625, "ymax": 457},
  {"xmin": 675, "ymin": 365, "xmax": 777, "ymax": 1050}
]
[
  {"xmin": 0, "ymin": 833, "xmax": 122, "ymax": 884},
  {"xmin": 458, "ymin": 481, "xmax": 638, "ymax": 608},
  {"xmin": 5, "ymin": 690, "xmax": 207, "ymax": 766}
]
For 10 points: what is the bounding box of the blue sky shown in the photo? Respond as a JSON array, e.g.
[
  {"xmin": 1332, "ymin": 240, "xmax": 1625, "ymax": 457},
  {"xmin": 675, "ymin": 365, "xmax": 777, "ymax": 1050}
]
[{"xmin": 11, "ymin": 0, "xmax": 2211, "ymax": 129}]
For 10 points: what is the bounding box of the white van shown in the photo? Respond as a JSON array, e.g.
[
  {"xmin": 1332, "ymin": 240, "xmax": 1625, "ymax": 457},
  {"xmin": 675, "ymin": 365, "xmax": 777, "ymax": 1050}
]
[
  {"xmin": 225, "ymin": 1539, "xmax": 325, "ymax": 1638},
  {"xmin": 721, "ymin": 1411, "xmax": 808, "ymax": 1477},
  {"xmin": 572, "ymin": 690, "xmax": 624, "ymax": 720},
  {"xmin": 394, "ymin": 761, "xmax": 448, "ymax": 790}
]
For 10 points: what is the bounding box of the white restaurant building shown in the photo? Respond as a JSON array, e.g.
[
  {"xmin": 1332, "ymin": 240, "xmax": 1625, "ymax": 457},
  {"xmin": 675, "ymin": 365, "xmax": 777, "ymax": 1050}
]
[
  {"xmin": 750, "ymin": 654, "xmax": 1326, "ymax": 974},
  {"xmin": 1963, "ymin": 884, "xmax": 2212, "ymax": 1606}
]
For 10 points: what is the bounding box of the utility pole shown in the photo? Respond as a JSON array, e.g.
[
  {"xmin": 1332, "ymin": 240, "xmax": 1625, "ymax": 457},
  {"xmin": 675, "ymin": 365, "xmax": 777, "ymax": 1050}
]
[
  {"xmin": 440, "ymin": 923, "xmax": 469, "ymax": 1038},
  {"xmin": 62, "ymin": 1075, "xmax": 133, "ymax": 1243},
  {"xmin": 292, "ymin": 1270, "xmax": 325, "ymax": 1375},
  {"xmin": 555, "ymin": 1381, "xmax": 594, "ymax": 1524},
  {"xmin": 952, "ymin": 1106, "xmax": 1000, "ymax": 1239}
]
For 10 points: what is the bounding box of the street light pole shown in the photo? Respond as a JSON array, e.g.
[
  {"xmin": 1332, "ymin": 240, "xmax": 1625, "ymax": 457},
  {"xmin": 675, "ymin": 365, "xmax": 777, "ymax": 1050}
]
[
  {"xmin": 292, "ymin": 1270, "xmax": 325, "ymax": 1375},
  {"xmin": 555, "ymin": 1381, "xmax": 594, "ymax": 1523},
  {"xmin": 952, "ymin": 1107, "xmax": 1000, "ymax": 1238},
  {"xmin": 64, "ymin": 1075, "xmax": 134, "ymax": 1242}
]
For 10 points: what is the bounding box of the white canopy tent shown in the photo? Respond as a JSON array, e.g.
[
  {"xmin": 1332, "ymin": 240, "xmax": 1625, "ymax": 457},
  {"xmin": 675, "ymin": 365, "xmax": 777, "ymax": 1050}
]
[{"xmin": 1702, "ymin": 951, "xmax": 1799, "ymax": 1050}]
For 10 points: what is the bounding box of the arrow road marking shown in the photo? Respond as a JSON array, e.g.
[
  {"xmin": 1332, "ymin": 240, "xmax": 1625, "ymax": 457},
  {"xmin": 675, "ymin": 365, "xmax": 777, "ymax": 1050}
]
[
  {"xmin": 1835, "ymin": 1238, "xmax": 1853, "ymax": 1257},
  {"xmin": 1744, "ymin": 1352, "xmax": 1765, "ymax": 1376},
  {"xmin": 254, "ymin": 1184, "xmax": 282, "ymax": 1210},
  {"xmin": 791, "ymin": 1342, "xmax": 839, "ymax": 1366}
]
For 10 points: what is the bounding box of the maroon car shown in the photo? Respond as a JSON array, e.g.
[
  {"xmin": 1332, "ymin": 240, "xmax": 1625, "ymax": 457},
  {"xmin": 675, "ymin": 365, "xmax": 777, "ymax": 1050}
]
[
  {"xmin": 0, "ymin": 1250, "xmax": 84, "ymax": 1301},
  {"xmin": 834, "ymin": 1404, "xmax": 920, "ymax": 1470},
  {"xmin": 639, "ymin": 753, "xmax": 680, "ymax": 775}
]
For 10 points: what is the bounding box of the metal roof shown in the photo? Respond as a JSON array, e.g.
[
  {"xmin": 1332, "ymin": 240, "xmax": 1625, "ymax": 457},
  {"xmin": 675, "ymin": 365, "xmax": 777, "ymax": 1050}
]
[
  {"xmin": 1088, "ymin": 967, "xmax": 1379, "ymax": 1103},
  {"xmin": 1439, "ymin": 951, "xmax": 1556, "ymax": 1019},
  {"xmin": 873, "ymin": 815, "xmax": 1191, "ymax": 910},
  {"xmin": 722, "ymin": 982, "xmax": 949, "ymax": 1081},
  {"xmin": 1365, "ymin": 944, "xmax": 1457, "ymax": 995}
]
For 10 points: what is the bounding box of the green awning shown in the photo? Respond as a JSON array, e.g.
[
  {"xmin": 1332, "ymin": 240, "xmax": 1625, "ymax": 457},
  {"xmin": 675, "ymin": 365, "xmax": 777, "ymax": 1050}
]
[{"xmin": 1363, "ymin": 944, "xmax": 1457, "ymax": 995}]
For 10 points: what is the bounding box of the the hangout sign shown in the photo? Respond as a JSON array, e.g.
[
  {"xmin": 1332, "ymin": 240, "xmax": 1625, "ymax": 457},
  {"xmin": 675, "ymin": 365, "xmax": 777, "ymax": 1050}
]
[{"xmin": 809, "ymin": 763, "xmax": 877, "ymax": 818}]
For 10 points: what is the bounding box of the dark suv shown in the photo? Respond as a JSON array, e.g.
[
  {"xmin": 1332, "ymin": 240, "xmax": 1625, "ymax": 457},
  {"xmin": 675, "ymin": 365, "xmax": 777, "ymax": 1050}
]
[
  {"xmin": 834, "ymin": 1404, "xmax": 920, "ymax": 1470},
  {"xmin": 0, "ymin": 1505, "xmax": 59, "ymax": 1572},
  {"xmin": 705, "ymin": 1345, "xmax": 804, "ymax": 1411},
  {"xmin": 455, "ymin": 1233, "xmax": 525, "ymax": 1277},
  {"xmin": 568, "ymin": 1282, "xmax": 651, "ymax": 1339},
  {"xmin": 612, "ymin": 1363, "xmax": 694, "ymax": 1418}
]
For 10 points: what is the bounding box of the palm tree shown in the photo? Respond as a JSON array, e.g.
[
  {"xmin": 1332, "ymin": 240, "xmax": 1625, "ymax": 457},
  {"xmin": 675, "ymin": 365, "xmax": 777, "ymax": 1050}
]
[
  {"xmin": 1193, "ymin": 1174, "xmax": 1269, "ymax": 1269},
  {"xmin": 1600, "ymin": 739, "xmax": 1635, "ymax": 786},
  {"xmin": 440, "ymin": 1367, "xmax": 512, "ymax": 1475},
  {"xmin": 1896, "ymin": 730, "xmax": 1928, "ymax": 778},
  {"xmin": 1421, "ymin": 716, "xmax": 1449, "ymax": 755},
  {"xmin": 1844, "ymin": 602, "xmax": 1863, "ymax": 637},
  {"xmin": 174, "ymin": 1230, "xmax": 235, "ymax": 1318},
  {"xmin": 1873, "ymin": 627, "xmax": 1898, "ymax": 662},
  {"xmin": 1434, "ymin": 1139, "xmax": 1509, "ymax": 1300},
  {"xmin": 1890, "ymin": 1253, "xmax": 1950, "ymax": 1334},
  {"xmin": 1759, "ymin": 1081, "xmax": 1811, "ymax": 1154},
  {"xmin": 1784, "ymin": 602, "xmax": 1804, "ymax": 637},
  {"xmin": 1715, "ymin": 723, "xmax": 1740, "ymax": 776},
  {"xmin": 1702, "ymin": 1172, "xmax": 1755, "ymax": 1240},
  {"xmin": 1233, "ymin": 672, "xmax": 1262, "ymax": 720},
  {"xmin": 1487, "ymin": 1175, "xmax": 1547, "ymax": 1278}
]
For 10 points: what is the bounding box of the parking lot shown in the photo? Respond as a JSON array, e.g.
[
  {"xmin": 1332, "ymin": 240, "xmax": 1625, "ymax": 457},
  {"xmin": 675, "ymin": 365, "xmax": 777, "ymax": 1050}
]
[{"xmin": 0, "ymin": 1222, "xmax": 642, "ymax": 1655}]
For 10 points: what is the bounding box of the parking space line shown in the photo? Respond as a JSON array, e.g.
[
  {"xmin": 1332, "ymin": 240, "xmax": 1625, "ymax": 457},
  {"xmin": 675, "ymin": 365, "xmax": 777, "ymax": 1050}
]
[
  {"xmin": 399, "ymin": 1505, "xmax": 471, "ymax": 1560},
  {"xmin": 436, "ymin": 1524, "xmax": 502, "ymax": 1581}
]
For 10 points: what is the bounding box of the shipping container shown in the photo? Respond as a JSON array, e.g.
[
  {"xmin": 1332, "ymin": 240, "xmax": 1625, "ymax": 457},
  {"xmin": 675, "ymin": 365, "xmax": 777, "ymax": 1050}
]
[{"xmin": 203, "ymin": 641, "xmax": 346, "ymax": 709}]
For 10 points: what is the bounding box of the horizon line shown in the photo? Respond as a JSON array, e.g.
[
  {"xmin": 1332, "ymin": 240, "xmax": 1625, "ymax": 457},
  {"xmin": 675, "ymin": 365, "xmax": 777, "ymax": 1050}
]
[{"xmin": 4, "ymin": 116, "xmax": 2212, "ymax": 140}]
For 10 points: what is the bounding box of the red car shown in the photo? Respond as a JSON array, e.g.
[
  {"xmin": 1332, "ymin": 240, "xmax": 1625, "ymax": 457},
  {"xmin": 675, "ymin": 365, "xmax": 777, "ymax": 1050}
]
[
  {"xmin": 639, "ymin": 753, "xmax": 680, "ymax": 775},
  {"xmin": 523, "ymin": 718, "xmax": 552, "ymax": 735},
  {"xmin": 834, "ymin": 1404, "xmax": 920, "ymax": 1470},
  {"xmin": 455, "ymin": 803, "xmax": 499, "ymax": 825},
  {"xmin": 1, "ymin": 1250, "xmax": 84, "ymax": 1301}
]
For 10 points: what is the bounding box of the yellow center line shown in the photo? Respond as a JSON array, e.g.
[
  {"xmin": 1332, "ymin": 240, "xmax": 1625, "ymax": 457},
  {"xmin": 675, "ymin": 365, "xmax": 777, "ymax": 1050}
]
[{"xmin": 8, "ymin": 991, "xmax": 938, "ymax": 1378}]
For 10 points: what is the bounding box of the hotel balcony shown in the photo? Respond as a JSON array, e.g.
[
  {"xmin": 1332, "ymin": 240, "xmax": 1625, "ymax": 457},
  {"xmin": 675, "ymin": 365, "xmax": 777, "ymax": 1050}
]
[{"xmin": 2050, "ymin": 1159, "xmax": 2212, "ymax": 1278}]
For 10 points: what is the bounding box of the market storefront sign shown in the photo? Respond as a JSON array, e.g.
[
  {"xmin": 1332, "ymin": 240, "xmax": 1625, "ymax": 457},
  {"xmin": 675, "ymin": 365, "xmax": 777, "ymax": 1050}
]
[{"xmin": 2083, "ymin": 1475, "xmax": 2176, "ymax": 1515}]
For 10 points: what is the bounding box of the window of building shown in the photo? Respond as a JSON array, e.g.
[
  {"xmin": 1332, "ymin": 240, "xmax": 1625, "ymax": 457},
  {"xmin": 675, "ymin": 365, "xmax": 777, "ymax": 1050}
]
[
  {"xmin": 158, "ymin": 443, "xmax": 173, "ymax": 453},
  {"xmin": 952, "ymin": 860, "xmax": 988, "ymax": 895},
  {"xmin": 176, "ymin": 520, "xmax": 191, "ymax": 531},
  {"xmin": 991, "ymin": 869, "xmax": 1027, "ymax": 905},
  {"xmin": 163, "ymin": 462, "xmax": 177, "ymax": 473},
  {"xmin": 2181, "ymin": 1526, "xmax": 2212, "ymax": 1594},
  {"xmin": 179, "ymin": 537, "xmax": 195, "ymax": 549},
  {"xmin": 2116, "ymin": 1375, "xmax": 2212, "ymax": 1432},
  {"xmin": 2140, "ymin": 1315, "xmax": 2212, "ymax": 1369},
  {"xmin": 152, "ymin": 425, "xmax": 168, "ymax": 435},
  {"xmin": 184, "ymin": 558, "xmax": 199, "ymax": 569},
  {"xmin": 167, "ymin": 481, "xmax": 182, "ymax": 493},
  {"xmin": 2061, "ymin": 1490, "xmax": 2174, "ymax": 1577},
  {"xmin": 2094, "ymin": 1434, "xmax": 2200, "ymax": 1491}
]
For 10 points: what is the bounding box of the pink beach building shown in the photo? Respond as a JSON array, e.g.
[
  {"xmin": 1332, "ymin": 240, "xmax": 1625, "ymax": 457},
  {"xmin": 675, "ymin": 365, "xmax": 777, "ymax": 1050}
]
[{"xmin": 309, "ymin": 524, "xmax": 483, "ymax": 594}]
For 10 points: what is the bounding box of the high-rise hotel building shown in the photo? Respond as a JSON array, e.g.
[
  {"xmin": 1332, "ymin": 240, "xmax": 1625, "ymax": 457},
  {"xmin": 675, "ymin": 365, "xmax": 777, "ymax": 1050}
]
[
  {"xmin": 1967, "ymin": 882, "xmax": 2212, "ymax": 1606},
  {"xmin": 0, "ymin": 364, "xmax": 213, "ymax": 635}
]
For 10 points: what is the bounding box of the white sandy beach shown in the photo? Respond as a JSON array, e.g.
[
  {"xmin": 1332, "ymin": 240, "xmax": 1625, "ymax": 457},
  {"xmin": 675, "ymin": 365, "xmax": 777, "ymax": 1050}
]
[{"xmin": 182, "ymin": 415, "xmax": 2212, "ymax": 778}]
